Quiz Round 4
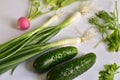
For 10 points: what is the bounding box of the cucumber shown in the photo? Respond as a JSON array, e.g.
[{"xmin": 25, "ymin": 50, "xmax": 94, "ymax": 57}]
[
  {"xmin": 33, "ymin": 46, "xmax": 78, "ymax": 73},
  {"xmin": 47, "ymin": 53, "xmax": 96, "ymax": 80}
]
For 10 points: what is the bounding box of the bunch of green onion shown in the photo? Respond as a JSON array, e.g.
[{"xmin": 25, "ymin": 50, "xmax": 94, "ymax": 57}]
[{"xmin": 0, "ymin": 12, "xmax": 82, "ymax": 74}]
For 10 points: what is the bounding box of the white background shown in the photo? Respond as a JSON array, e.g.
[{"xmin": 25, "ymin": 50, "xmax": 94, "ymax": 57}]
[{"xmin": 0, "ymin": 0, "xmax": 120, "ymax": 80}]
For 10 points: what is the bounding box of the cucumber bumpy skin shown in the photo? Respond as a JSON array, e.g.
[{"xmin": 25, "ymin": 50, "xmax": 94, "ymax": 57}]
[
  {"xmin": 33, "ymin": 46, "xmax": 78, "ymax": 73},
  {"xmin": 47, "ymin": 53, "xmax": 96, "ymax": 80}
]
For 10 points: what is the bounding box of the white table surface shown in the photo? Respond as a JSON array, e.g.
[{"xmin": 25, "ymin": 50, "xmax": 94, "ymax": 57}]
[{"xmin": 0, "ymin": 0, "xmax": 120, "ymax": 80}]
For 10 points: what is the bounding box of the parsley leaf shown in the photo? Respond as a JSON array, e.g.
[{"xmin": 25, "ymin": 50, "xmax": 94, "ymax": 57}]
[
  {"xmin": 89, "ymin": 2, "xmax": 120, "ymax": 52},
  {"xmin": 99, "ymin": 63, "xmax": 120, "ymax": 80}
]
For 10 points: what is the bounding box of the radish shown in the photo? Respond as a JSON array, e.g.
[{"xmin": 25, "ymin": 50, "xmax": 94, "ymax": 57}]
[{"xmin": 17, "ymin": 17, "xmax": 30, "ymax": 30}]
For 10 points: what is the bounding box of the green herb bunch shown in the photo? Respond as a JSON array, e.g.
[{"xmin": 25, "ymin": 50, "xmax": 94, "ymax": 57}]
[
  {"xmin": 99, "ymin": 63, "xmax": 120, "ymax": 80},
  {"xmin": 89, "ymin": 2, "xmax": 120, "ymax": 52}
]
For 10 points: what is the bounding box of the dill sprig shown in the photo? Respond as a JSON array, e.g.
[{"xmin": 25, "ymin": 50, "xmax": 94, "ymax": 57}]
[{"xmin": 89, "ymin": 1, "xmax": 120, "ymax": 52}]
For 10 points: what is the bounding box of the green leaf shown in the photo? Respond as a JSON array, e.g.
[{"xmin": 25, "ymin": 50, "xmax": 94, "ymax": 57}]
[
  {"xmin": 99, "ymin": 63, "xmax": 120, "ymax": 80},
  {"xmin": 44, "ymin": 0, "xmax": 59, "ymax": 10},
  {"xmin": 44, "ymin": 0, "xmax": 86, "ymax": 10},
  {"xmin": 61, "ymin": 0, "xmax": 79, "ymax": 7},
  {"xmin": 28, "ymin": 0, "xmax": 41, "ymax": 20},
  {"xmin": 29, "ymin": 0, "xmax": 87, "ymax": 20},
  {"xmin": 88, "ymin": 1, "xmax": 120, "ymax": 52}
]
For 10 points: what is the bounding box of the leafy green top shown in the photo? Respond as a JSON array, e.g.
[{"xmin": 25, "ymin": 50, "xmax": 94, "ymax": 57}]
[
  {"xmin": 89, "ymin": 2, "xmax": 120, "ymax": 52},
  {"xmin": 28, "ymin": 0, "xmax": 42, "ymax": 20},
  {"xmin": 99, "ymin": 63, "xmax": 120, "ymax": 80},
  {"xmin": 43, "ymin": 0, "xmax": 85, "ymax": 10},
  {"xmin": 27, "ymin": 0, "xmax": 86, "ymax": 20}
]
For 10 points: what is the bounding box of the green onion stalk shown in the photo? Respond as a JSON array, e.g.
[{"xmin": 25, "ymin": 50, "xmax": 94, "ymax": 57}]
[
  {"xmin": 0, "ymin": 37, "xmax": 82, "ymax": 74},
  {"xmin": 0, "ymin": 14, "xmax": 60, "ymax": 61}
]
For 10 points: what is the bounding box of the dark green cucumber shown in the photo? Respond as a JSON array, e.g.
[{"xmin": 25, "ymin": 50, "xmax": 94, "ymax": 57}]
[
  {"xmin": 33, "ymin": 46, "xmax": 78, "ymax": 73},
  {"xmin": 47, "ymin": 53, "xmax": 96, "ymax": 80}
]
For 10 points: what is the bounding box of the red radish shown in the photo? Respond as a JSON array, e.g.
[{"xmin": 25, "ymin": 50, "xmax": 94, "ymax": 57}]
[{"xmin": 17, "ymin": 17, "xmax": 30, "ymax": 30}]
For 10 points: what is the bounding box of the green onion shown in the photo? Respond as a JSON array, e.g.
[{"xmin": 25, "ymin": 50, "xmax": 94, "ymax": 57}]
[
  {"xmin": 0, "ymin": 14, "xmax": 60, "ymax": 61},
  {"xmin": 0, "ymin": 38, "xmax": 82, "ymax": 74},
  {"xmin": 0, "ymin": 12, "xmax": 82, "ymax": 74},
  {"xmin": 0, "ymin": 12, "xmax": 81, "ymax": 62}
]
